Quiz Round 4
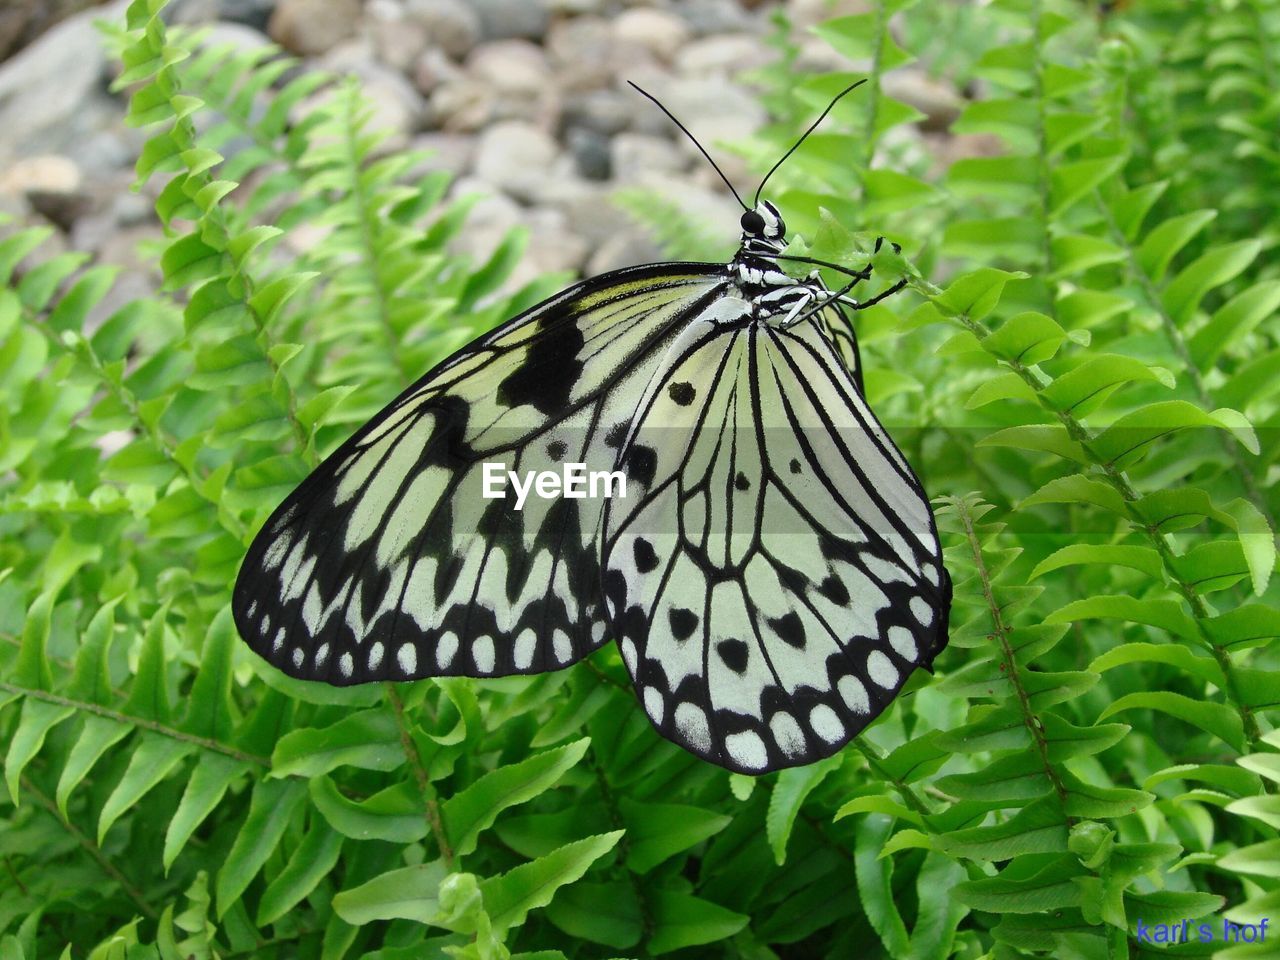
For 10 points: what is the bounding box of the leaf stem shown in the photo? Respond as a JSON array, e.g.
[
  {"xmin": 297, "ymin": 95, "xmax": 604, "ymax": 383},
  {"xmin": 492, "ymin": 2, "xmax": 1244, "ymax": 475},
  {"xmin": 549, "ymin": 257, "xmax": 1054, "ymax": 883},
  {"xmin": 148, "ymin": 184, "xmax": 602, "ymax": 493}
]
[
  {"xmin": 385, "ymin": 684, "xmax": 453, "ymax": 868},
  {"xmin": 20, "ymin": 774, "xmax": 158, "ymax": 920},
  {"xmin": 0, "ymin": 681, "xmax": 269, "ymax": 767},
  {"xmin": 953, "ymin": 497, "xmax": 1073, "ymax": 817},
  {"xmin": 1096, "ymin": 193, "xmax": 1275, "ymax": 530},
  {"xmin": 920, "ymin": 285, "xmax": 1262, "ymax": 746}
]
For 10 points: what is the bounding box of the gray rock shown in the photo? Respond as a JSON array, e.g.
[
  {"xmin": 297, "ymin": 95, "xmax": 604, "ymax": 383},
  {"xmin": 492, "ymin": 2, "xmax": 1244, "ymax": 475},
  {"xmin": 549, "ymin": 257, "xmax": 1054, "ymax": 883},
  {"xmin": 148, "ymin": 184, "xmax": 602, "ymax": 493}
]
[
  {"xmin": 674, "ymin": 34, "xmax": 774, "ymax": 78},
  {"xmin": 566, "ymin": 127, "xmax": 611, "ymax": 181},
  {"xmin": 405, "ymin": 0, "xmax": 482, "ymax": 59},
  {"xmin": 321, "ymin": 43, "xmax": 427, "ymax": 147},
  {"xmin": 473, "ymin": 121, "xmax": 560, "ymax": 202},
  {"xmin": 445, "ymin": 177, "xmax": 522, "ymax": 268},
  {"xmin": 409, "ymin": 131, "xmax": 475, "ymax": 177},
  {"xmin": 168, "ymin": 0, "xmax": 277, "ymax": 30},
  {"xmin": 610, "ymin": 132, "xmax": 685, "ymax": 183},
  {"xmin": 657, "ymin": 77, "xmax": 766, "ymax": 171},
  {"xmin": 0, "ymin": 2, "xmax": 124, "ymax": 167},
  {"xmin": 586, "ymin": 231, "xmax": 663, "ymax": 277},
  {"xmin": 0, "ymin": 155, "xmax": 91, "ymax": 232},
  {"xmin": 548, "ymin": 0, "xmax": 616, "ymax": 14},
  {"xmin": 366, "ymin": 0, "xmax": 429, "ymax": 74},
  {"xmin": 673, "ymin": 0, "xmax": 758, "ymax": 35},
  {"xmin": 561, "ymin": 88, "xmax": 630, "ymax": 137},
  {"xmin": 467, "ymin": 40, "xmax": 551, "ymax": 96},
  {"xmin": 523, "ymin": 206, "xmax": 589, "ymax": 275},
  {"xmin": 429, "ymin": 78, "xmax": 496, "ymax": 132},
  {"xmin": 470, "ymin": 0, "xmax": 550, "ymax": 42},
  {"xmin": 413, "ymin": 47, "xmax": 466, "ymax": 96},
  {"xmin": 268, "ymin": 0, "xmax": 361, "ymax": 56},
  {"xmin": 199, "ymin": 20, "xmax": 275, "ymax": 52},
  {"xmin": 881, "ymin": 68, "xmax": 965, "ymax": 132},
  {"xmin": 543, "ymin": 14, "xmax": 614, "ymax": 88},
  {"xmin": 613, "ymin": 7, "xmax": 690, "ymax": 63},
  {"xmin": 560, "ymin": 184, "xmax": 632, "ymax": 247}
]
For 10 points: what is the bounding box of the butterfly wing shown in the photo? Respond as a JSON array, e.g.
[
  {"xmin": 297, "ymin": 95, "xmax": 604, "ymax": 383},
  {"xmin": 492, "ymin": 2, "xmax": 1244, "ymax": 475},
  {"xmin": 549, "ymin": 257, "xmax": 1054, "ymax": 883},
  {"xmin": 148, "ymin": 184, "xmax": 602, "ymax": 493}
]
[
  {"xmin": 601, "ymin": 309, "xmax": 950, "ymax": 774},
  {"xmin": 233, "ymin": 264, "xmax": 729, "ymax": 684}
]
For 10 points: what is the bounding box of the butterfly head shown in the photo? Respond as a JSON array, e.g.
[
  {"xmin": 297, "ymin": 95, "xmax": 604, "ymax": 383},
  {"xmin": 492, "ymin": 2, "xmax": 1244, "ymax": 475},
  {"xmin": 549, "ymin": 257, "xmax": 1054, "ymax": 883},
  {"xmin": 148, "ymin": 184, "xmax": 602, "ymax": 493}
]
[{"xmin": 740, "ymin": 201, "xmax": 785, "ymax": 242}]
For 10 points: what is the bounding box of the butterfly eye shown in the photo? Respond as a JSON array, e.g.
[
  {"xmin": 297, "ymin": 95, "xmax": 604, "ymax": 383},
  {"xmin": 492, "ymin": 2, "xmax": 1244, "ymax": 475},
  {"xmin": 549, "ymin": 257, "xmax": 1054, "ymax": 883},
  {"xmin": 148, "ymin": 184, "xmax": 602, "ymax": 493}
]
[{"xmin": 740, "ymin": 210, "xmax": 766, "ymax": 234}]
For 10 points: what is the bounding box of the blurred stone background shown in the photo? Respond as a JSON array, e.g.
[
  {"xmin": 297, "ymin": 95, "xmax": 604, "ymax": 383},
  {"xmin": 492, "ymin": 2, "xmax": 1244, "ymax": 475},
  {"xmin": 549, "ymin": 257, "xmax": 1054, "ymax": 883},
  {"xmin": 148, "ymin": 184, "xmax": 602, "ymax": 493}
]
[{"xmin": 0, "ymin": 0, "xmax": 967, "ymax": 301}]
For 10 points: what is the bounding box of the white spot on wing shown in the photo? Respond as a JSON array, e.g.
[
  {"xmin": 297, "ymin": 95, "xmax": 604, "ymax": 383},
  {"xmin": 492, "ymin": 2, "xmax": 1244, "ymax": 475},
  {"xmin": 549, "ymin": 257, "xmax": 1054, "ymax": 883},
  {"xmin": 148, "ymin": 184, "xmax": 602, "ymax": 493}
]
[
  {"xmin": 809, "ymin": 704, "xmax": 844, "ymax": 743},
  {"xmin": 368, "ymin": 641, "xmax": 384, "ymax": 672},
  {"xmin": 472, "ymin": 636, "xmax": 495, "ymax": 673},
  {"xmin": 910, "ymin": 597, "xmax": 933, "ymax": 627},
  {"xmin": 339, "ymin": 652, "xmax": 353, "ymax": 678},
  {"xmin": 889, "ymin": 626, "xmax": 917, "ymax": 660},
  {"xmin": 725, "ymin": 730, "xmax": 768, "ymax": 770},
  {"xmin": 553, "ymin": 630, "xmax": 572, "ymax": 664},
  {"xmin": 867, "ymin": 651, "xmax": 897, "ymax": 688},
  {"xmin": 514, "ymin": 628, "xmax": 537, "ymax": 670},
  {"xmin": 620, "ymin": 638, "xmax": 637, "ymax": 673},
  {"xmin": 273, "ymin": 627, "xmax": 286, "ymax": 652},
  {"xmin": 292, "ymin": 647, "xmax": 304, "ymax": 668},
  {"xmin": 643, "ymin": 687, "xmax": 664, "ymax": 724},
  {"xmin": 302, "ymin": 584, "xmax": 323, "ymax": 635},
  {"xmin": 263, "ymin": 534, "xmax": 290, "ymax": 571},
  {"xmin": 769, "ymin": 712, "xmax": 806, "ymax": 757},
  {"xmin": 397, "ymin": 643, "xmax": 417, "ymax": 674},
  {"xmin": 675, "ymin": 702, "xmax": 711, "ymax": 753},
  {"xmin": 437, "ymin": 631, "xmax": 458, "ymax": 669},
  {"xmin": 316, "ymin": 643, "xmax": 330, "ymax": 667},
  {"xmin": 838, "ymin": 675, "xmax": 869, "ymax": 714}
]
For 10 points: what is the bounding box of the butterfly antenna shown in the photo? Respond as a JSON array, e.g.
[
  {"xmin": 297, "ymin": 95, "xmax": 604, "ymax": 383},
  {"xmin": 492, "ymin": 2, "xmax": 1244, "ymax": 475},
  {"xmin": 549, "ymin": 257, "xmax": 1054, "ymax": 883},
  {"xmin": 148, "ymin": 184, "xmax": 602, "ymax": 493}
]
[
  {"xmin": 627, "ymin": 80, "xmax": 749, "ymax": 212},
  {"xmin": 754, "ymin": 79, "xmax": 868, "ymax": 206}
]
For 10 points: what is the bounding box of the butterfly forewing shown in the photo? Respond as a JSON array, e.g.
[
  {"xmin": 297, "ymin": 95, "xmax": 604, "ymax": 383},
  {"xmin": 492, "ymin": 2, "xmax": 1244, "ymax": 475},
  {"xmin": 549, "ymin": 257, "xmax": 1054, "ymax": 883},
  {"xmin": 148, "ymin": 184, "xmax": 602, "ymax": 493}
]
[
  {"xmin": 601, "ymin": 309, "xmax": 949, "ymax": 774},
  {"xmin": 233, "ymin": 265, "xmax": 729, "ymax": 684}
]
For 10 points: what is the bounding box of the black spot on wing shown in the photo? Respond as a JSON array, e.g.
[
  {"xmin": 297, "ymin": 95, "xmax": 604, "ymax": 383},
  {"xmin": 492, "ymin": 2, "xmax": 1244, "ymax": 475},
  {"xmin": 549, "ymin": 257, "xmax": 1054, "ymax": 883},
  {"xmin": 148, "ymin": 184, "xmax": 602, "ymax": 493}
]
[
  {"xmin": 604, "ymin": 422, "xmax": 628, "ymax": 448},
  {"xmin": 669, "ymin": 606, "xmax": 698, "ymax": 640},
  {"xmin": 547, "ymin": 440, "xmax": 567, "ymax": 461},
  {"xmin": 668, "ymin": 381, "xmax": 696, "ymax": 406},
  {"xmin": 818, "ymin": 574, "xmax": 850, "ymax": 606},
  {"xmin": 768, "ymin": 611, "xmax": 806, "ymax": 649},
  {"xmin": 624, "ymin": 444, "xmax": 657, "ymax": 488},
  {"xmin": 717, "ymin": 638, "xmax": 749, "ymax": 674},
  {"xmin": 633, "ymin": 537, "xmax": 659, "ymax": 573},
  {"xmin": 496, "ymin": 320, "xmax": 585, "ymax": 415},
  {"xmin": 789, "ymin": 458, "xmax": 802, "ymax": 475},
  {"xmin": 734, "ymin": 471, "xmax": 750, "ymax": 491}
]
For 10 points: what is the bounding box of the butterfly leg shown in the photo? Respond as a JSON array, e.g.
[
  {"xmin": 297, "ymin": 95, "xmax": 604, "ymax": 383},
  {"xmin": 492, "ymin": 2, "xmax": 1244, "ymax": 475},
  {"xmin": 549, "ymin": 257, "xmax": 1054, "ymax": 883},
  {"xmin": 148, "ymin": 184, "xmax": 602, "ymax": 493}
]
[{"xmin": 846, "ymin": 277, "xmax": 908, "ymax": 310}]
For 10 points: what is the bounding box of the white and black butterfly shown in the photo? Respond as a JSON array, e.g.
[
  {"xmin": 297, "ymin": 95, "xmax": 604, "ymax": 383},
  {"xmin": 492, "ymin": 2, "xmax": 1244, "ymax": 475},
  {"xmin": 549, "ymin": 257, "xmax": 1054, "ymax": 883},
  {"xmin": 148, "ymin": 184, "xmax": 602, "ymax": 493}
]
[{"xmin": 232, "ymin": 81, "xmax": 951, "ymax": 774}]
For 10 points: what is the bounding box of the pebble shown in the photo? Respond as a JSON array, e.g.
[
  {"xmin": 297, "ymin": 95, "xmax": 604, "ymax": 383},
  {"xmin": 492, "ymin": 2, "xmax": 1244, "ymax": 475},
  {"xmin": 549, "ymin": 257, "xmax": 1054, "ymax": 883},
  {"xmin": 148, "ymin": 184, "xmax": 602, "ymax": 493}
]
[
  {"xmin": 544, "ymin": 16, "xmax": 615, "ymax": 89},
  {"xmin": 566, "ymin": 127, "xmax": 612, "ymax": 181},
  {"xmin": 366, "ymin": 0, "xmax": 429, "ymax": 74},
  {"xmin": 0, "ymin": 4, "xmax": 119, "ymax": 166},
  {"xmin": 268, "ymin": 0, "xmax": 360, "ymax": 56},
  {"xmin": 611, "ymin": 133, "xmax": 686, "ymax": 183},
  {"xmin": 404, "ymin": 0, "xmax": 481, "ymax": 60},
  {"xmin": 470, "ymin": 0, "xmax": 551, "ymax": 42},
  {"xmin": 467, "ymin": 40, "xmax": 551, "ymax": 97},
  {"xmin": 882, "ymin": 68, "xmax": 965, "ymax": 132},
  {"xmin": 0, "ymin": 0, "xmax": 979, "ymax": 307},
  {"xmin": 613, "ymin": 8, "xmax": 691, "ymax": 63},
  {"xmin": 473, "ymin": 122, "xmax": 561, "ymax": 203},
  {"xmin": 410, "ymin": 132, "xmax": 476, "ymax": 178}
]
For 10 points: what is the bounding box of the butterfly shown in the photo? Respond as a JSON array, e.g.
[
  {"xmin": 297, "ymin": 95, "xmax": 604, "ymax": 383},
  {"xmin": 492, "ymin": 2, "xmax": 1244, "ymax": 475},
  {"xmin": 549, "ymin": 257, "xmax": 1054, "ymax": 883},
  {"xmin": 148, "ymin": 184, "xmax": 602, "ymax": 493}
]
[{"xmin": 232, "ymin": 80, "xmax": 951, "ymax": 774}]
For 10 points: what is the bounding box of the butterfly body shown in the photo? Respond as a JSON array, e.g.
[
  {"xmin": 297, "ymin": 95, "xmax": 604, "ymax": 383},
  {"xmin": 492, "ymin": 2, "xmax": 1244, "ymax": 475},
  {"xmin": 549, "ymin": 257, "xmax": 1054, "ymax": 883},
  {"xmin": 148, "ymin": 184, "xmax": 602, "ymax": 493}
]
[{"xmin": 233, "ymin": 194, "xmax": 949, "ymax": 773}]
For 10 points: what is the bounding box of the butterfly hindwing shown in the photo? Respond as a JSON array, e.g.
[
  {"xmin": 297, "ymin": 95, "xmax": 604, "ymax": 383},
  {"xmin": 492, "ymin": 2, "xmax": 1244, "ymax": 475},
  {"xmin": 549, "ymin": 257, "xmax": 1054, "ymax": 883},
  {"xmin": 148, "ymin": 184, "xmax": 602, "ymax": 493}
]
[
  {"xmin": 601, "ymin": 306, "xmax": 949, "ymax": 773},
  {"xmin": 233, "ymin": 265, "xmax": 729, "ymax": 684}
]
